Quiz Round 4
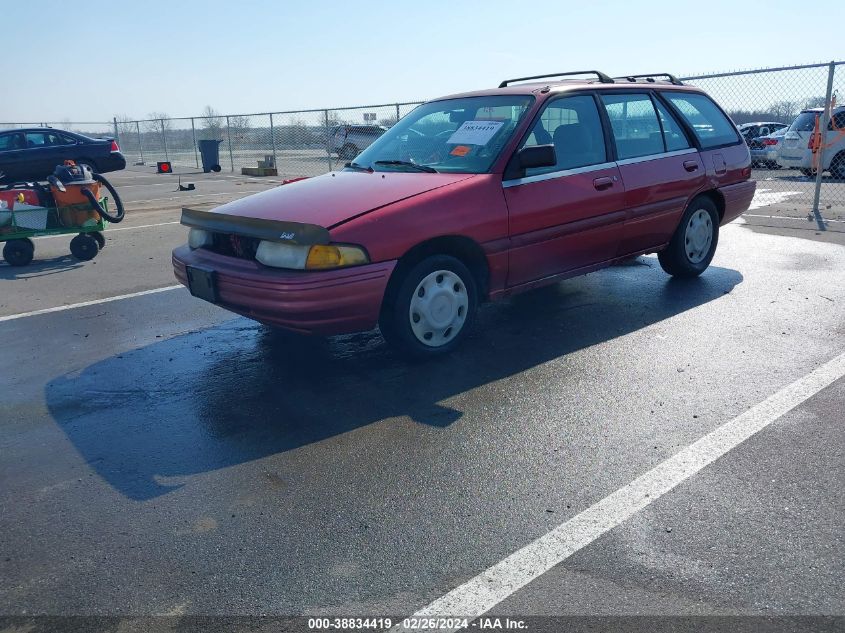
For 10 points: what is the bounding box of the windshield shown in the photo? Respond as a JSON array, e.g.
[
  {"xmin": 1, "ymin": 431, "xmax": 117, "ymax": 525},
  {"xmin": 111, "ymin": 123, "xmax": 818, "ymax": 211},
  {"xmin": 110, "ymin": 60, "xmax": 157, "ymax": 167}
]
[{"xmin": 351, "ymin": 95, "xmax": 534, "ymax": 174}]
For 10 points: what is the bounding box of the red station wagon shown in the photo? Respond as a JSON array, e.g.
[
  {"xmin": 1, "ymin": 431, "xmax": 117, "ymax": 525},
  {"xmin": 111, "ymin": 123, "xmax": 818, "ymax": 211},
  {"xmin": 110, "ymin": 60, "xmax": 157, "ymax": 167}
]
[{"xmin": 173, "ymin": 71, "xmax": 755, "ymax": 357}]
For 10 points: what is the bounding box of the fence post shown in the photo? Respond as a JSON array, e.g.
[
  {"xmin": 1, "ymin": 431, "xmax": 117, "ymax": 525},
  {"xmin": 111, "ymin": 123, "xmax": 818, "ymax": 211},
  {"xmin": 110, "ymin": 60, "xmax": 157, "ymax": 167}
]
[
  {"xmin": 269, "ymin": 113, "xmax": 278, "ymax": 173},
  {"xmin": 112, "ymin": 117, "xmax": 119, "ymax": 144},
  {"xmin": 191, "ymin": 118, "xmax": 199, "ymax": 168},
  {"xmin": 811, "ymin": 61, "xmax": 836, "ymax": 228},
  {"xmin": 136, "ymin": 121, "xmax": 145, "ymax": 165},
  {"xmin": 395, "ymin": 103, "xmax": 400, "ymax": 124},
  {"xmin": 161, "ymin": 119, "xmax": 169, "ymax": 161},
  {"xmin": 324, "ymin": 109, "xmax": 332, "ymax": 172},
  {"xmin": 225, "ymin": 115, "xmax": 235, "ymax": 172}
]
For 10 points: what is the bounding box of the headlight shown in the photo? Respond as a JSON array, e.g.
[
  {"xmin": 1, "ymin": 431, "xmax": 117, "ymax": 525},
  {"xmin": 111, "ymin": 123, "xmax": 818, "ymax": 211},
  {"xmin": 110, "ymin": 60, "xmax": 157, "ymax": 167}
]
[
  {"xmin": 188, "ymin": 228, "xmax": 213, "ymax": 249},
  {"xmin": 255, "ymin": 241, "xmax": 369, "ymax": 270}
]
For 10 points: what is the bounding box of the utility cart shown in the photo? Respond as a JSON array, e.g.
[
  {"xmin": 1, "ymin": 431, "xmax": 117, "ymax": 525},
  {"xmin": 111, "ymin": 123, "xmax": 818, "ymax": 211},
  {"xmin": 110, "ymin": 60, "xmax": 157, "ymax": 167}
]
[{"xmin": 0, "ymin": 162, "xmax": 124, "ymax": 266}]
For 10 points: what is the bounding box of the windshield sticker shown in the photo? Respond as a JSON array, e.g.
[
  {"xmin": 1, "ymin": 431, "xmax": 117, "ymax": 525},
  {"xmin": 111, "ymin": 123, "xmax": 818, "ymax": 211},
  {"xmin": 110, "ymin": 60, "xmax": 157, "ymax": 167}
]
[
  {"xmin": 450, "ymin": 145, "xmax": 472, "ymax": 157},
  {"xmin": 447, "ymin": 120, "xmax": 504, "ymax": 146}
]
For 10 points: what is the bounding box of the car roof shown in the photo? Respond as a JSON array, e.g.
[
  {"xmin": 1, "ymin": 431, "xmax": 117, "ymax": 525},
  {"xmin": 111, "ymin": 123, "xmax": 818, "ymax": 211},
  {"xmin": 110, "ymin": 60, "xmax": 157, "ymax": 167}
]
[
  {"xmin": 431, "ymin": 78, "xmax": 704, "ymax": 102},
  {"xmin": 739, "ymin": 121, "xmax": 785, "ymax": 127},
  {"xmin": 0, "ymin": 127, "xmax": 80, "ymax": 135}
]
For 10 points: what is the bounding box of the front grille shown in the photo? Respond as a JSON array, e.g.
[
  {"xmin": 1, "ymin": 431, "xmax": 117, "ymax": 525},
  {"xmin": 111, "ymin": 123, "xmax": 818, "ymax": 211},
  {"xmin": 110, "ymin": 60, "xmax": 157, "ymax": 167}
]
[{"xmin": 206, "ymin": 232, "xmax": 260, "ymax": 260}]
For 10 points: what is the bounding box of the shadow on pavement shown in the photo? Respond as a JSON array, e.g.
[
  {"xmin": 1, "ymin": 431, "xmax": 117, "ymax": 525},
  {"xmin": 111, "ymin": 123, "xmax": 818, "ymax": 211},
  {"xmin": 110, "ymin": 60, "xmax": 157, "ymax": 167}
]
[
  {"xmin": 0, "ymin": 255, "xmax": 84, "ymax": 279},
  {"xmin": 45, "ymin": 259, "xmax": 743, "ymax": 500}
]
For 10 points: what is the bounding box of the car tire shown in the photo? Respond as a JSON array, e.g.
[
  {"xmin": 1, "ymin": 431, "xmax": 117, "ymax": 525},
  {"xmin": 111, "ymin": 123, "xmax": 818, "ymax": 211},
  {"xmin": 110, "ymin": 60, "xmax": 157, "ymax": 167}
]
[
  {"xmin": 380, "ymin": 255, "xmax": 478, "ymax": 358},
  {"xmin": 3, "ymin": 238, "xmax": 35, "ymax": 266},
  {"xmin": 69, "ymin": 233, "xmax": 98, "ymax": 261},
  {"xmin": 657, "ymin": 197, "xmax": 720, "ymax": 278},
  {"xmin": 800, "ymin": 168, "xmax": 815, "ymax": 178},
  {"xmin": 342, "ymin": 144, "xmax": 359, "ymax": 160},
  {"xmin": 829, "ymin": 152, "xmax": 845, "ymax": 180}
]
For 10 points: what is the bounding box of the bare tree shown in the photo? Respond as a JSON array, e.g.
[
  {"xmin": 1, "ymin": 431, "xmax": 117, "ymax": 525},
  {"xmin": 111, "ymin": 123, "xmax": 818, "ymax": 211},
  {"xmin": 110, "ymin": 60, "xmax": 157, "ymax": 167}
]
[
  {"xmin": 228, "ymin": 115, "xmax": 251, "ymax": 139},
  {"xmin": 201, "ymin": 105, "xmax": 224, "ymax": 139},
  {"xmin": 769, "ymin": 100, "xmax": 799, "ymax": 123},
  {"xmin": 803, "ymin": 96, "xmax": 827, "ymax": 109},
  {"xmin": 114, "ymin": 114, "xmax": 136, "ymax": 141},
  {"xmin": 144, "ymin": 112, "xmax": 172, "ymax": 134}
]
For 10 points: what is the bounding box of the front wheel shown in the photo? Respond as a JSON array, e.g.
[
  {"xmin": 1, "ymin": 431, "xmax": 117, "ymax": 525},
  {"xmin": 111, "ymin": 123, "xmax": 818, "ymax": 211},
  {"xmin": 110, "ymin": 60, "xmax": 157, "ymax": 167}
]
[
  {"xmin": 658, "ymin": 197, "xmax": 719, "ymax": 278},
  {"xmin": 70, "ymin": 233, "xmax": 98, "ymax": 261},
  {"xmin": 380, "ymin": 255, "xmax": 478, "ymax": 358}
]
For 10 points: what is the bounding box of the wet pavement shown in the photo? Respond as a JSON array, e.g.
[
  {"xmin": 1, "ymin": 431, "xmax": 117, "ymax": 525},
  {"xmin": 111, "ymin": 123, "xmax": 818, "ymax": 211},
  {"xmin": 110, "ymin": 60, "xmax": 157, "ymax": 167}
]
[{"xmin": 1, "ymin": 219, "xmax": 844, "ymax": 629}]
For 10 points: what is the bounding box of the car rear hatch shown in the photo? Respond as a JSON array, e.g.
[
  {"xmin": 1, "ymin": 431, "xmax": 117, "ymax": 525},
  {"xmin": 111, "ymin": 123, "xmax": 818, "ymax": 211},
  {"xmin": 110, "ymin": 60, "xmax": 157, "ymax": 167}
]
[{"xmin": 781, "ymin": 110, "xmax": 817, "ymax": 153}]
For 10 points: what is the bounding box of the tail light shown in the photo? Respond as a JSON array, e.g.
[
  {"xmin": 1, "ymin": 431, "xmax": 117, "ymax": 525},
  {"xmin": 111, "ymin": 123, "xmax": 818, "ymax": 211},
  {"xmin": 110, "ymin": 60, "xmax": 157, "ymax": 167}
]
[
  {"xmin": 762, "ymin": 138, "xmax": 779, "ymax": 146},
  {"xmin": 110, "ymin": 140, "xmax": 120, "ymax": 152}
]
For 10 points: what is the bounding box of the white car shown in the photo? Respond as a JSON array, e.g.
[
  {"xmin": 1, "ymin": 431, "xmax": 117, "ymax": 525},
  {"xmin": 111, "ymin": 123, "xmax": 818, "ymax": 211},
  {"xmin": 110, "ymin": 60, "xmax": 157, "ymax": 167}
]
[
  {"xmin": 749, "ymin": 127, "xmax": 787, "ymax": 168},
  {"xmin": 777, "ymin": 106, "xmax": 845, "ymax": 178}
]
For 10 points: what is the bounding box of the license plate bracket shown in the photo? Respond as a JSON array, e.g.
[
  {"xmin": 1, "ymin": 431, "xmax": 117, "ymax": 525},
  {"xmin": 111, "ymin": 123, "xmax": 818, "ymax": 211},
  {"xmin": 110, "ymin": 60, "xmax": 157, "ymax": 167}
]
[{"xmin": 186, "ymin": 265, "xmax": 218, "ymax": 303}]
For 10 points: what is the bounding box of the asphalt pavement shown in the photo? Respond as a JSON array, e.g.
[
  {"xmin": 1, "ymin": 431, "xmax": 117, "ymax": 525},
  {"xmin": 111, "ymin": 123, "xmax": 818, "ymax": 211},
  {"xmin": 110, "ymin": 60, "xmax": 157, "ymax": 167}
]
[{"xmin": 0, "ymin": 169, "xmax": 843, "ymax": 633}]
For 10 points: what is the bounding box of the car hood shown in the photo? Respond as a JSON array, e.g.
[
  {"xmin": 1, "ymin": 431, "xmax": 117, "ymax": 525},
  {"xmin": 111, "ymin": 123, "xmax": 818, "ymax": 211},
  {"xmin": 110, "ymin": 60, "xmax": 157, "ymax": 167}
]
[{"xmin": 209, "ymin": 171, "xmax": 476, "ymax": 229}]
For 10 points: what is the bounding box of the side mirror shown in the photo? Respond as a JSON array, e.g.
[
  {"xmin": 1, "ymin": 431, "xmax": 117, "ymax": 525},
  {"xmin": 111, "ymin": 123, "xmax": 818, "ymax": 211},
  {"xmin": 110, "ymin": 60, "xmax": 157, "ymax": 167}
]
[{"xmin": 518, "ymin": 144, "xmax": 556, "ymax": 169}]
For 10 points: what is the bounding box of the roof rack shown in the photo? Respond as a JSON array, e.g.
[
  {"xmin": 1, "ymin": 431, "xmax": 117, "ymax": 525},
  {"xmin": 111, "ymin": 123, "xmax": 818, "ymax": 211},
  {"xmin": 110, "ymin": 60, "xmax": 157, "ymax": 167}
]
[
  {"xmin": 498, "ymin": 70, "xmax": 614, "ymax": 88},
  {"xmin": 615, "ymin": 73, "xmax": 683, "ymax": 85}
]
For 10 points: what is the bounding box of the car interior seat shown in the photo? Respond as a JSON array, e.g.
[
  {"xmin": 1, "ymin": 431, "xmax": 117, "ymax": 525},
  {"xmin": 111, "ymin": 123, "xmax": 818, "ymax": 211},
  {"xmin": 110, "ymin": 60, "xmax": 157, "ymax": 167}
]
[{"xmin": 553, "ymin": 123, "xmax": 597, "ymax": 169}]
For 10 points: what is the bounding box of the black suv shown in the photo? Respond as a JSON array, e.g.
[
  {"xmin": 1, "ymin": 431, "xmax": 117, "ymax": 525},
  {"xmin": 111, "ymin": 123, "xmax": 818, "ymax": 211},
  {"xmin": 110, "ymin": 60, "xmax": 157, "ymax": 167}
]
[{"xmin": 0, "ymin": 127, "xmax": 127, "ymax": 183}]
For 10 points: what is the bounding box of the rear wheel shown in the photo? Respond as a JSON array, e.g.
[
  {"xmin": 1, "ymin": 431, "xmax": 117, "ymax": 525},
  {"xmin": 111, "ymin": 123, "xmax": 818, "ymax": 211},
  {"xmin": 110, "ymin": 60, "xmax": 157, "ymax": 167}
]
[
  {"xmin": 69, "ymin": 233, "xmax": 98, "ymax": 261},
  {"xmin": 3, "ymin": 238, "xmax": 34, "ymax": 266},
  {"xmin": 341, "ymin": 144, "xmax": 359, "ymax": 160},
  {"xmin": 800, "ymin": 168, "xmax": 815, "ymax": 178},
  {"xmin": 658, "ymin": 197, "xmax": 719, "ymax": 278},
  {"xmin": 380, "ymin": 255, "xmax": 478, "ymax": 358}
]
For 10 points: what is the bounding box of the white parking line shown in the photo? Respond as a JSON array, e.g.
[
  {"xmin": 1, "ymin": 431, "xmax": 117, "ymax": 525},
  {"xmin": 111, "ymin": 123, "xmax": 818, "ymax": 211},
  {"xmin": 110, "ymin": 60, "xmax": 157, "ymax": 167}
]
[
  {"xmin": 391, "ymin": 350, "xmax": 845, "ymax": 632},
  {"xmin": 0, "ymin": 285, "xmax": 183, "ymax": 323}
]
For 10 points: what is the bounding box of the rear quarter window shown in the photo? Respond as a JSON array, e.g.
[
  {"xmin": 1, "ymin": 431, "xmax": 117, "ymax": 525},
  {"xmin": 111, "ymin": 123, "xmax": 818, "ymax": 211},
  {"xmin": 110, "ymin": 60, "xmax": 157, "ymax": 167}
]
[{"xmin": 663, "ymin": 92, "xmax": 741, "ymax": 148}]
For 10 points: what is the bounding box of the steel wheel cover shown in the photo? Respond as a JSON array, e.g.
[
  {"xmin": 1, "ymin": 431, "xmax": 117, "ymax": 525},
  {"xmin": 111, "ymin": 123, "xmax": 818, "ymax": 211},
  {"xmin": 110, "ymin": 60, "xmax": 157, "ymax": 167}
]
[{"xmin": 408, "ymin": 269, "xmax": 469, "ymax": 347}]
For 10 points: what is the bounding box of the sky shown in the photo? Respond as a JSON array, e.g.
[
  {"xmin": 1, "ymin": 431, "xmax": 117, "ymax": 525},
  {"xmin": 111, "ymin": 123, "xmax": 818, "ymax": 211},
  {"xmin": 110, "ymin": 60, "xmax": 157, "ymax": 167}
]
[{"xmin": 2, "ymin": 0, "xmax": 843, "ymax": 123}]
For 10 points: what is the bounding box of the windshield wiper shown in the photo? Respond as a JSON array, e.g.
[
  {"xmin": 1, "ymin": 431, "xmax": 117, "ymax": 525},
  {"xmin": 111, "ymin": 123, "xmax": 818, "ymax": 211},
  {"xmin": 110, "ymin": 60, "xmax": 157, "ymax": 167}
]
[
  {"xmin": 345, "ymin": 162, "xmax": 373, "ymax": 172},
  {"xmin": 373, "ymin": 160, "xmax": 438, "ymax": 173}
]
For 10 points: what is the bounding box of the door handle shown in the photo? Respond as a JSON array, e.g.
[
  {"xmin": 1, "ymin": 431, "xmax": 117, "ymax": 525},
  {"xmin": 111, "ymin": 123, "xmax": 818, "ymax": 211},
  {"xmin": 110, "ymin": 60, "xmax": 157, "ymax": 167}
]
[
  {"xmin": 683, "ymin": 160, "xmax": 699, "ymax": 172},
  {"xmin": 593, "ymin": 177, "xmax": 613, "ymax": 190}
]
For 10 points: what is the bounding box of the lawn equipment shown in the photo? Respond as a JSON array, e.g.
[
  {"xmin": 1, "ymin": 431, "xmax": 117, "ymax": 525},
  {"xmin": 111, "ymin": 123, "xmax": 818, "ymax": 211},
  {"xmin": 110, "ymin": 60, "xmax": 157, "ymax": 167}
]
[{"xmin": 0, "ymin": 161, "xmax": 124, "ymax": 266}]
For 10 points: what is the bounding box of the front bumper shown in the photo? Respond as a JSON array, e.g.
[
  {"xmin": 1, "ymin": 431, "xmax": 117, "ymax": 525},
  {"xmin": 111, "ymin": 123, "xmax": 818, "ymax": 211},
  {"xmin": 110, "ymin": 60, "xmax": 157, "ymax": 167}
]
[{"xmin": 173, "ymin": 245, "xmax": 396, "ymax": 335}]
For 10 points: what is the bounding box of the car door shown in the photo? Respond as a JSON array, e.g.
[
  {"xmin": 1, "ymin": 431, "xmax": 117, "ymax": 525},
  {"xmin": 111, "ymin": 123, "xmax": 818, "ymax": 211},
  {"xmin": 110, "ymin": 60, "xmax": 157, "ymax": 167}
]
[
  {"xmin": 502, "ymin": 93, "xmax": 626, "ymax": 287},
  {"xmin": 600, "ymin": 92, "xmax": 705, "ymax": 256},
  {"xmin": 0, "ymin": 132, "xmax": 27, "ymax": 182},
  {"xmin": 22, "ymin": 132, "xmax": 58, "ymax": 179}
]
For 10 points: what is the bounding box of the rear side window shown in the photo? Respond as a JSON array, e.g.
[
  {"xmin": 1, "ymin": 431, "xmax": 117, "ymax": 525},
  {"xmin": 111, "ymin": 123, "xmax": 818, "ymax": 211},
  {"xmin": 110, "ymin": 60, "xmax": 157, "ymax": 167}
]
[
  {"xmin": 601, "ymin": 93, "xmax": 664, "ymax": 159},
  {"xmin": 664, "ymin": 92, "xmax": 740, "ymax": 148},
  {"xmin": 654, "ymin": 100, "xmax": 691, "ymax": 151}
]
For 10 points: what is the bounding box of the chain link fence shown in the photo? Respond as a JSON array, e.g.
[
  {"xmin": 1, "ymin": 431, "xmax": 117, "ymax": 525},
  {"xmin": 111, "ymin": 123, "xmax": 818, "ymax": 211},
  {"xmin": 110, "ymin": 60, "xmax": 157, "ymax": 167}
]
[
  {"xmin": 679, "ymin": 61, "xmax": 844, "ymax": 222},
  {"xmin": 3, "ymin": 61, "xmax": 843, "ymax": 216}
]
